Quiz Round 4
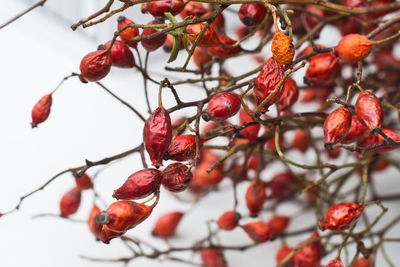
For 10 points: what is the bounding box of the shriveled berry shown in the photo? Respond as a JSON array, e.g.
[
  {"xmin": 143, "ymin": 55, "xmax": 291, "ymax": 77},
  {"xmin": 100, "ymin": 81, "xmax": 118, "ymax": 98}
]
[
  {"xmin": 141, "ymin": 20, "xmax": 167, "ymax": 52},
  {"xmin": 240, "ymin": 108, "xmax": 260, "ymax": 142},
  {"xmin": 162, "ymin": 163, "xmax": 192, "ymax": 192},
  {"xmin": 217, "ymin": 211, "xmax": 241, "ymax": 231},
  {"xmin": 278, "ymin": 78, "xmax": 299, "ymax": 111},
  {"xmin": 245, "ymin": 178, "xmax": 266, "ymax": 217},
  {"xmin": 186, "ymin": 23, "xmax": 218, "ymax": 47},
  {"xmin": 355, "ymin": 91, "xmax": 383, "ymax": 131},
  {"xmin": 242, "ymin": 221, "xmax": 271, "ymax": 243},
  {"xmin": 335, "ymin": 34, "xmax": 373, "ymax": 63},
  {"xmin": 271, "ymin": 30, "xmax": 295, "ymax": 65},
  {"xmin": 143, "ymin": 106, "xmax": 172, "ymax": 167},
  {"xmin": 267, "ymin": 215, "xmax": 290, "ymax": 235},
  {"xmin": 166, "ymin": 135, "xmax": 198, "ymax": 161},
  {"xmin": 208, "ymin": 35, "xmax": 241, "ymax": 59},
  {"xmin": 105, "ymin": 40, "xmax": 135, "ymax": 68},
  {"xmin": 60, "ymin": 187, "xmax": 81, "ymax": 217},
  {"xmin": 326, "ymin": 258, "xmax": 344, "ymax": 267},
  {"xmin": 342, "ymin": 115, "xmax": 368, "ymax": 143},
  {"xmin": 323, "ymin": 106, "xmax": 352, "ymax": 148},
  {"xmin": 238, "ymin": 4, "xmax": 267, "ymax": 26},
  {"xmin": 74, "ymin": 173, "xmax": 93, "ymax": 190},
  {"xmin": 254, "ymin": 57, "xmax": 285, "ymax": 112},
  {"xmin": 200, "ymin": 248, "xmax": 227, "ymax": 267},
  {"xmin": 31, "ymin": 93, "xmax": 52, "ymax": 128},
  {"xmin": 152, "ymin": 211, "xmax": 184, "ymax": 238},
  {"xmin": 87, "ymin": 205, "xmax": 102, "ymax": 240},
  {"xmin": 320, "ymin": 202, "xmax": 365, "ymax": 231},
  {"xmin": 117, "ymin": 16, "xmax": 140, "ymax": 48},
  {"xmin": 79, "ymin": 49, "xmax": 112, "ymax": 82},
  {"xmin": 202, "ymin": 92, "xmax": 241, "ymax": 122},
  {"xmin": 113, "ymin": 168, "xmax": 162, "ymax": 200}
]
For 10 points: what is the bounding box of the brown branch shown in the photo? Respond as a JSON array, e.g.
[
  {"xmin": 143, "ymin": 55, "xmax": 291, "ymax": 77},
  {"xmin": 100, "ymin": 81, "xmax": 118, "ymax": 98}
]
[{"xmin": 0, "ymin": 0, "xmax": 47, "ymax": 30}]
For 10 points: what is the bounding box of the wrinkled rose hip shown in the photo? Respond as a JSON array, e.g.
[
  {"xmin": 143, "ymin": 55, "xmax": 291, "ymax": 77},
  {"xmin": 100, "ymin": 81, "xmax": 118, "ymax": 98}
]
[
  {"xmin": 320, "ymin": 202, "xmax": 365, "ymax": 231},
  {"xmin": 79, "ymin": 49, "xmax": 112, "ymax": 82},
  {"xmin": 31, "ymin": 93, "xmax": 52, "ymax": 128},
  {"xmin": 355, "ymin": 91, "xmax": 383, "ymax": 131},
  {"xmin": 162, "ymin": 163, "xmax": 192, "ymax": 192},
  {"xmin": 323, "ymin": 106, "xmax": 352, "ymax": 148}
]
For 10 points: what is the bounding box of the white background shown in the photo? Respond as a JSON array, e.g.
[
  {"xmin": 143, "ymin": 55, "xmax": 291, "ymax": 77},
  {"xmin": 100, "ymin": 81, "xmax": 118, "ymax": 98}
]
[{"xmin": 1, "ymin": 1, "xmax": 400, "ymax": 267}]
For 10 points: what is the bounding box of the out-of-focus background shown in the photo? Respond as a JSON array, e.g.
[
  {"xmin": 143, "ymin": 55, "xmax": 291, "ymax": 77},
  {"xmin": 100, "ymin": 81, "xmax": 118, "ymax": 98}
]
[{"xmin": 1, "ymin": 1, "xmax": 400, "ymax": 266}]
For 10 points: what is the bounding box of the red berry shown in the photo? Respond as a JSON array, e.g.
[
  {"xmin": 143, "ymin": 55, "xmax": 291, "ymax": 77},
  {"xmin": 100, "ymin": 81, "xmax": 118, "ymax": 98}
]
[
  {"xmin": 186, "ymin": 23, "xmax": 218, "ymax": 47},
  {"xmin": 117, "ymin": 16, "xmax": 140, "ymax": 48},
  {"xmin": 238, "ymin": 4, "xmax": 267, "ymax": 26},
  {"xmin": 202, "ymin": 92, "xmax": 241, "ymax": 122},
  {"xmin": 291, "ymin": 129, "xmax": 310, "ymax": 153},
  {"xmin": 293, "ymin": 232, "xmax": 323, "ymax": 267},
  {"xmin": 305, "ymin": 52, "xmax": 338, "ymax": 85},
  {"xmin": 217, "ymin": 211, "xmax": 240, "ymax": 231},
  {"xmin": 200, "ymin": 248, "xmax": 227, "ymax": 267},
  {"xmin": 245, "ymin": 178, "xmax": 266, "ymax": 217},
  {"xmin": 268, "ymin": 172, "xmax": 298, "ymax": 199},
  {"xmin": 267, "ymin": 215, "xmax": 290, "ymax": 235},
  {"xmin": 192, "ymin": 160, "xmax": 224, "ymax": 187},
  {"xmin": 342, "ymin": 115, "xmax": 368, "ymax": 143},
  {"xmin": 74, "ymin": 173, "xmax": 93, "ymax": 190},
  {"xmin": 143, "ymin": 106, "xmax": 172, "ymax": 167},
  {"xmin": 240, "ymin": 108, "xmax": 260, "ymax": 142},
  {"xmin": 242, "ymin": 221, "xmax": 271, "ymax": 243},
  {"xmin": 141, "ymin": 20, "xmax": 167, "ymax": 52},
  {"xmin": 323, "ymin": 106, "xmax": 352, "ymax": 148},
  {"xmin": 335, "ymin": 34, "xmax": 373, "ymax": 63},
  {"xmin": 79, "ymin": 49, "xmax": 112, "ymax": 82},
  {"xmin": 320, "ymin": 202, "xmax": 365, "ymax": 231},
  {"xmin": 208, "ymin": 35, "xmax": 242, "ymax": 59},
  {"xmin": 254, "ymin": 57, "xmax": 285, "ymax": 112},
  {"xmin": 113, "ymin": 168, "xmax": 162, "ymax": 200},
  {"xmin": 105, "ymin": 40, "xmax": 135, "ymax": 68},
  {"xmin": 162, "ymin": 163, "xmax": 192, "ymax": 192},
  {"xmin": 179, "ymin": 2, "xmax": 208, "ymax": 18},
  {"xmin": 193, "ymin": 47, "xmax": 212, "ymax": 74},
  {"xmin": 144, "ymin": 0, "xmax": 185, "ymax": 17},
  {"xmin": 353, "ymin": 257, "xmax": 372, "ymax": 267},
  {"xmin": 360, "ymin": 128, "xmax": 400, "ymax": 153},
  {"xmin": 326, "ymin": 257, "xmax": 344, "ymax": 267},
  {"xmin": 87, "ymin": 205, "xmax": 102, "ymax": 240},
  {"xmin": 355, "ymin": 91, "xmax": 383, "ymax": 131},
  {"xmin": 166, "ymin": 135, "xmax": 199, "ymax": 161},
  {"xmin": 60, "ymin": 187, "xmax": 81, "ymax": 217},
  {"xmin": 31, "ymin": 93, "xmax": 52, "ymax": 128},
  {"xmin": 152, "ymin": 211, "xmax": 184, "ymax": 238},
  {"xmin": 278, "ymin": 78, "xmax": 299, "ymax": 112},
  {"xmin": 276, "ymin": 246, "xmax": 294, "ymax": 267}
]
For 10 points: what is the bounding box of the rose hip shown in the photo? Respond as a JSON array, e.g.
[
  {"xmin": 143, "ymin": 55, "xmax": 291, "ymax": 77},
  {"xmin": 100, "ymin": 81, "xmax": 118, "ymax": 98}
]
[
  {"xmin": 60, "ymin": 187, "xmax": 81, "ymax": 217},
  {"xmin": 113, "ymin": 168, "xmax": 162, "ymax": 200},
  {"xmin": 31, "ymin": 93, "xmax": 52, "ymax": 128},
  {"xmin": 291, "ymin": 129, "xmax": 310, "ymax": 153},
  {"xmin": 254, "ymin": 57, "xmax": 285, "ymax": 112},
  {"xmin": 152, "ymin": 211, "xmax": 184, "ymax": 238},
  {"xmin": 217, "ymin": 211, "xmax": 241, "ymax": 231},
  {"xmin": 200, "ymin": 248, "xmax": 227, "ymax": 267},
  {"xmin": 202, "ymin": 92, "xmax": 241, "ymax": 122},
  {"xmin": 192, "ymin": 160, "xmax": 224, "ymax": 187},
  {"xmin": 335, "ymin": 34, "xmax": 373, "ymax": 63},
  {"xmin": 165, "ymin": 135, "xmax": 198, "ymax": 161},
  {"xmin": 326, "ymin": 258, "xmax": 344, "ymax": 267},
  {"xmin": 320, "ymin": 202, "xmax": 365, "ymax": 231},
  {"xmin": 179, "ymin": 2, "xmax": 207, "ymax": 18},
  {"xmin": 293, "ymin": 232, "xmax": 323, "ymax": 267},
  {"xmin": 79, "ymin": 49, "xmax": 112, "ymax": 82},
  {"xmin": 87, "ymin": 205, "xmax": 102, "ymax": 240},
  {"xmin": 268, "ymin": 172, "xmax": 298, "ymax": 199},
  {"xmin": 305, "ymin": 52, "xmax": 339, "ymax": 85},
  {"xmin": 323, "ymin": 106, "xmax": 352, "ymax": 148},
  {"xmin": 342, "ymin": 115, "xmax": 368, "ymax": 143},
  {"xmin": 105, "ymin": 40, "xmax": 135, "ymax": 68},
  {"xmin": 117, "ymin": 16, "xmax": 139, "ymax": 48},
  {"xmin": 245, "ymin": 178, "xmax": 266, "ymax": 217},
  {"xmin": 353, "ymin": 257, "xmax": 372, "ymax": 267},
  {"xmin": 208, "ymin": 35, "xmax": 241, "ymax": 59},
  {"xmin": 74, "ymin": 172, "xmax": 93, "ymax": 190},
  {"xmin": 144, "ymin": 0, "xmax": 185, "ymax": 17},
  {"xmin": 271, "ymin": 30, "xmax": 295, "ymax": 65},
  {"xmin": 242, "ymin": 221, "xmax": 271, "ymax": 243},
  {"xmin": 193, "ymin": 47, "xmax": 212, "ymax": 74},
  {"xmin": 240, "ymin": 108, "xmax": 260, "ymax": 142},
  {"xmin": 238, "ymin": 4, "xmax": 267, "ymax": 26},
  {"xmin": 186, "ymin": 23, "xmax": 218, "ymax": 47},
  {"xmin": 267, "ymin": 215, "xmax": 290, "ymax": 235},
  {"xmin": 276, "ymin": 246, "xmax": 294, "ymax": 267},
  {"xmin": 278, "ymin": 78, "xmax": 299, "ymax": 111},
  {"xmin": 162, "ymin": 163, "xmax": 192, "ymax": 192},
  {"xmin": 143, "ymin": 106, "xmax": 172, "ymax": 167},
  {"xmin": 355, "ymin": 91, "xmax": 383, "ymax": 131},
  {"xmin": 141, "ymin": 20, "xmax": 167, "ymax": 52}
]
